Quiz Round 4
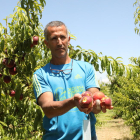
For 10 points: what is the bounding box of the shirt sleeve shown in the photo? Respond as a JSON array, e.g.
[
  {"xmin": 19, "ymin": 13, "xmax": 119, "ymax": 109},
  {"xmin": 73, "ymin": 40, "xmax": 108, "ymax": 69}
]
[
  {"xmin": 85, "ymin": 63, "xmax": 100, "ymax": 90},
  {"xmin": 33, "ymin": 71, "xmax": 52, "ymax": 103}
]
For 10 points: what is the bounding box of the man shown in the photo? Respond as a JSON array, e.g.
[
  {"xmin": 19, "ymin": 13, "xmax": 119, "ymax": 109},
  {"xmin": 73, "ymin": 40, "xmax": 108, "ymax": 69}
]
[{"xmin": 33, "ymin": 21, "xmax": 112, "ymax": 140}]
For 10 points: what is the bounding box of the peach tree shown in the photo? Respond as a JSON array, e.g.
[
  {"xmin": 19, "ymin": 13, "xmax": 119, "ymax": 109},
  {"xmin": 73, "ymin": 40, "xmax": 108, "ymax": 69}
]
[
  {"xmin": 109, "ymin": 56, "xmax": 140, "ymax": 138},
  {"xmin": 0, "ymin": 0, "xmax": 47, "ymax": 139}
]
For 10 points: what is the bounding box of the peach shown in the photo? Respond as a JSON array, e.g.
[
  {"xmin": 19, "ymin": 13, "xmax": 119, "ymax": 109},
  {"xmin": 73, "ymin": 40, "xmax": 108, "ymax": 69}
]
[
  {"xmin": 81, "ymin": 91, "xmax": 92, "ymax": 97},
  {"xmin": 3, "ymin": 76, "xmax": 11, "ymax": 83},
  {"xmin": 10, "ymin": 90, "xmax": 16, "ymax": 97},
  {"xmin": 33, "ymin": 36, "xmax": 39, "ymax": 45},
  {"xmin": 100, "ymin": 97, "xmax": 112, "ymax": 109},
  {"xmin": 2, "ymin": 58, "xmax": 15, "ymax": 68},
  {"xmin": 9, "ymin": 66, "xmax": 17, "ymax": 75},
  {"xmin": 19, "ymin": 94, "xmax": 23, "ymax": 100},
  {"xmin": 79, "ymin": 96, "xmax": 93, "ymax": 108},
  {"xmin": 93, "ymin": 91, "xmax": 105, "ymax": 101}
]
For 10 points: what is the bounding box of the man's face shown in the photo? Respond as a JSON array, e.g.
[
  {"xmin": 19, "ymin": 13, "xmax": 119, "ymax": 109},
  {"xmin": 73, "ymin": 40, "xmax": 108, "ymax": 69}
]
[{"xmin": 45, "ymin": 25, "xmax": 70, "ymax": 59}]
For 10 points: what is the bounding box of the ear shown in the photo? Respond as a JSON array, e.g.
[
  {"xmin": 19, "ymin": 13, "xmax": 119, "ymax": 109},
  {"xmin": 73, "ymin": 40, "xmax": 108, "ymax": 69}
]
[
  {"xmin": 44, "ymin": 40, "xmax": 50, "ymax": 49},
  {"xmin": 68, "ymin": 36, "xmax": 70, "ymax": 46}
]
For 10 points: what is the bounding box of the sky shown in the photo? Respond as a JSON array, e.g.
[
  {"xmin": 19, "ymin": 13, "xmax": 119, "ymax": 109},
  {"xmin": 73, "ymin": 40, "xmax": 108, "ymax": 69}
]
[{"xmin": 0, "ymin": 0, "xmax": 139, "ymax": 82}]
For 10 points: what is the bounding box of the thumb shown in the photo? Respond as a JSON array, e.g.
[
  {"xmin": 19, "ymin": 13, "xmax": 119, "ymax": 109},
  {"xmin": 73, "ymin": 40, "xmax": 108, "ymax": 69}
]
[{"xmin": 74, "ymin": 93, "xmax": 82, "ymax": 100}]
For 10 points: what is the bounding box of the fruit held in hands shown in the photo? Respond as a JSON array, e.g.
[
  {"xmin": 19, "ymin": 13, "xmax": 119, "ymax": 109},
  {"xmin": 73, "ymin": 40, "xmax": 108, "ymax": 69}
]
[
  {"xmin": 93, "ymin": 91, "xmax": 105, "ymax": 101},
  {"xmin": 100, "ymin": 97, "xmax": 112, "ymax": 109},
  {"xmin": 95, "ymin": 99, "xmax": 102, "ymax": 110},
  {"xmin": 79, "ymin": 96, "xmax": 93, "ymax": 108},
  {"xmin": 93, "ymin": 91, "xmax": 112, "ymax": 110},
  {"xmin": 81, "ymin": 91, "xmax": 92, "ymax": 97},
  {"xmin": 10, "ymin": 90, "xmax": 15, "ymax": 97}
]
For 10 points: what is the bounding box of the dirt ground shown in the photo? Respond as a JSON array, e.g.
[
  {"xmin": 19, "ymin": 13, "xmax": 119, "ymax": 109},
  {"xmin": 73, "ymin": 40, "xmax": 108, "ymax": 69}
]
[
  {"xmin": 94, "ymin": 110, "xmax": 139, "ymax": 140},
  {"xmin": 96, "ymin": 118, "xmax": 134, "ymax": 140}
]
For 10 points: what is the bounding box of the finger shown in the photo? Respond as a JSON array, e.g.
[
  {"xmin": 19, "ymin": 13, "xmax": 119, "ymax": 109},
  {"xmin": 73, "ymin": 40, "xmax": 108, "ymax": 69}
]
[
  {"xmin": 101, "ymin": 106, "xmax": 106, "ymax": 113},
  {"xmin": 74, "ymin": 93, "xmax": 82, "ymax": 100},
  {"xmin": 86, "ymin": 108, "xmax": 93, "ymax": 114},
  {"xmin": 108, "ymin": 106, "xmax": 114, "ymax": 110},
  {"xmin": 79, "ymin": 105, "xmax": 89, "ymax": 112}
]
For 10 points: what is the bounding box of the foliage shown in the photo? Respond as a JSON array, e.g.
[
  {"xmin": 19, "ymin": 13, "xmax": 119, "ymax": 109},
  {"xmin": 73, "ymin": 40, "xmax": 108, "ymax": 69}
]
[
  {"xmin": 109, "ymin": 56, "xmax": 140, "ymax": 138},
  {"xmin": 0, "ymin": 0, "xmax": 46, "ymax": 139},
  {"xmin": 134, "ymin": 0, "xmax": 140, "ymax": 35},
  {"xmin": 68, "ymin": 44, "xmax": 128, "ymax": 77}
]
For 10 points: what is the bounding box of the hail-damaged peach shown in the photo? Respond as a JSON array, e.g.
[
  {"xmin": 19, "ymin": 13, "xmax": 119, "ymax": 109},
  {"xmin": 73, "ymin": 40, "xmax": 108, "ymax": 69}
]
[
  {"xmin": 100, "ymin": 97, "xmax": 112, "ymax": 109},
  {"xmin": 79, "ymin": 96, "xmax": 93, "ymax": 108}
]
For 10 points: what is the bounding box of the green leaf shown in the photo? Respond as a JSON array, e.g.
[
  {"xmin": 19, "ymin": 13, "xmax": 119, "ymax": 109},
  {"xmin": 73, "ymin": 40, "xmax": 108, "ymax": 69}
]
[
  {"xmin": 1, "ymin": 40, "xmax": 4, "ymax": 51},
  {"xmin": 0, "ymin": 121, "xmax": 8, "ymax": 127}
]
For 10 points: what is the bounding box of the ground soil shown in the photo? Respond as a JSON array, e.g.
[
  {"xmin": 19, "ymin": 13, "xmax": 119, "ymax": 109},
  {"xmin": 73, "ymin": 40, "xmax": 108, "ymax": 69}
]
[
  {"xmin": 96, "ymin": 118, "xmax": 134, "ymax": 140},
  {"xmin": 95, "ymin": 110, "xmax": 136, "ymax": 140}
]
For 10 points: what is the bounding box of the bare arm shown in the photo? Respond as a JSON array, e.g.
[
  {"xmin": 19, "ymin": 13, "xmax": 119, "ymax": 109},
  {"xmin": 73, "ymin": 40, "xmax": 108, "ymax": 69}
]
[{"xmin": 38, "ymin": 92, "xmax": 89, "ymax": 118}]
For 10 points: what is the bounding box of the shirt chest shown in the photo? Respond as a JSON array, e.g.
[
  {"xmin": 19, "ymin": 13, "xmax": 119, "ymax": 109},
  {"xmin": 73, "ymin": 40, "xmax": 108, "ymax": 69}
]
[{"xmin": 46, "ymin": 68, "xmax": 86, "ymax": 101}]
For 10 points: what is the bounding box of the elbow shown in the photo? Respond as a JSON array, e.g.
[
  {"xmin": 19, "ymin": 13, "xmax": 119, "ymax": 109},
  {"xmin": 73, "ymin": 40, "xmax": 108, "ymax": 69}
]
[{"xmin": 41, "ymin": 106, "xmax": 54, "ymax": 119}]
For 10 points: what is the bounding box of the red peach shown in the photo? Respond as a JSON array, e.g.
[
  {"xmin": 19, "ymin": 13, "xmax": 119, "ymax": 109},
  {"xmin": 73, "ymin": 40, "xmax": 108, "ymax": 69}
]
[
  {"xmin": 93, "ymin": 91, "xmax": 105, "ymax": 101},
  {"xmin": 3, "ymin": 76, "xmax": 11, "ymax": 83},
  {"xmin": 10, "ymin": 90, "xmax": 16, "ymax": 97},
  {"xmin": 2, "ymin": 58, "xmax": 8, "ymax": 65},
  {"xmin": 2, "ymin": 58, "xmax": 15, "ymax": 68},
  {"xmin": 100, "ymin": 97, "xmax": 112, "ymax": 108},
  {"xmin": 9, "ymin": 66, "xmax": 17, "ymax": 75},
  {"xmin": 80, "ymin": 96, "xmax": 93, "ymax": 108},
  {"xmin": 33, "ymin": 36, "xmax": 39, "ymax": 45},
  {"xmin": 19, "ymin": 94, "xmax": 23, "ymax": 100},
  {"xmin": 30, "ymin": 44, "xmax": 34, "ymax": 48},
  {"xmin": 81, "ymin": 91, "xmax": 92, "ymax": 97}
]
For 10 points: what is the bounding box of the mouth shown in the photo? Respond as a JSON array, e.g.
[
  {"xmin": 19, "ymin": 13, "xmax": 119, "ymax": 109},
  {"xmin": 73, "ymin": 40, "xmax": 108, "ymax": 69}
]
[{"xmin": 56, "ymin": 48, "xmax": 65, "ymax": 51}]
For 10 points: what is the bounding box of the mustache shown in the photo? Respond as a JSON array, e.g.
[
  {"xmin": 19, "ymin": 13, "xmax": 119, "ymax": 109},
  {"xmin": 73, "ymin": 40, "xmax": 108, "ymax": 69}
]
[{"xmin": 56, "ymin": 45, "xmax": 64, "ymax": 49}]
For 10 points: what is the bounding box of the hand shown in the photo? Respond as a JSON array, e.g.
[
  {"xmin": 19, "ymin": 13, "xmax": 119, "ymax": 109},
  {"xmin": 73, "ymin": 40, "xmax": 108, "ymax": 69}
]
[
  {"xmin": 74, "ymin": 93, "xmax": 92, "ymax": 114},
  {"xmin": 92, "ymin": 100, "xmax": 114, "ymax": 114},
  {"xmin": 101, "ymin": 105, "xmax": 114, "ymax": 113}
]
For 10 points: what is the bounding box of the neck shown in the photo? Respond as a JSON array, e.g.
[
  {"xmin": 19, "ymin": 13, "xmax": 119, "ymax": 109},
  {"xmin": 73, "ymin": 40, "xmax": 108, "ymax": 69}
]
[{"xmin": 50, "ymin": 56, "xmax": 71, "ymax": 65}]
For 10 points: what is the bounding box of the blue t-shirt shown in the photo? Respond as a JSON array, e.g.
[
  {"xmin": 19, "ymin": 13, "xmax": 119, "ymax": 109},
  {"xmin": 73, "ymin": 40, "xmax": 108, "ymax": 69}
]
[{"xmin": 33, "ymin": 59, "xmax": 100, "ymax": 140}]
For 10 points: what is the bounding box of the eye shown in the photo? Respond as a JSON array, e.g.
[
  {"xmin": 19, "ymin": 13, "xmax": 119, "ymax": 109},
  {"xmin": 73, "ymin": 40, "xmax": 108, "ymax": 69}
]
[
  {"xmin": 52, "ymin": 37, "xmax": 57, "ymax": 40},
  {"xmin": 60, "ymin": 35, "xmax": 66, "ymax": 40}
]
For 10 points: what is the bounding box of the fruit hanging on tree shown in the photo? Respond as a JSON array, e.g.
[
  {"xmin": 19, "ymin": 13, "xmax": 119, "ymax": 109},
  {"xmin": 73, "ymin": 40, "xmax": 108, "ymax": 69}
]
[
  {"xmin": 10, "ymin": 90, "xmax": 16, "ymax": 97},
  {"xmin": 2, "ymin": 58, "xmax": 15, "ymax": 68},
  {"xmin": 33, "ymin": 36, "xmax": 39, "ymax": 45},
  {"xmin": 3, "ymin": 76, "xmax": 11, "ymax": 83},
  {"xmin": 9, "ymin": 66, "xmax": 17, "ymax": 75},
  {"xmin": 19, "ymin": 94, "xmax": 24, "ymax": 100}
]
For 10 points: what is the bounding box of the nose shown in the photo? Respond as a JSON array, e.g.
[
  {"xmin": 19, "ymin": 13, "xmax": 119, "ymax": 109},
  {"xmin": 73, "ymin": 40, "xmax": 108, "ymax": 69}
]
[{"xmin": 57, "ymin": 38, "xmax": 62, "ymax": 45}]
